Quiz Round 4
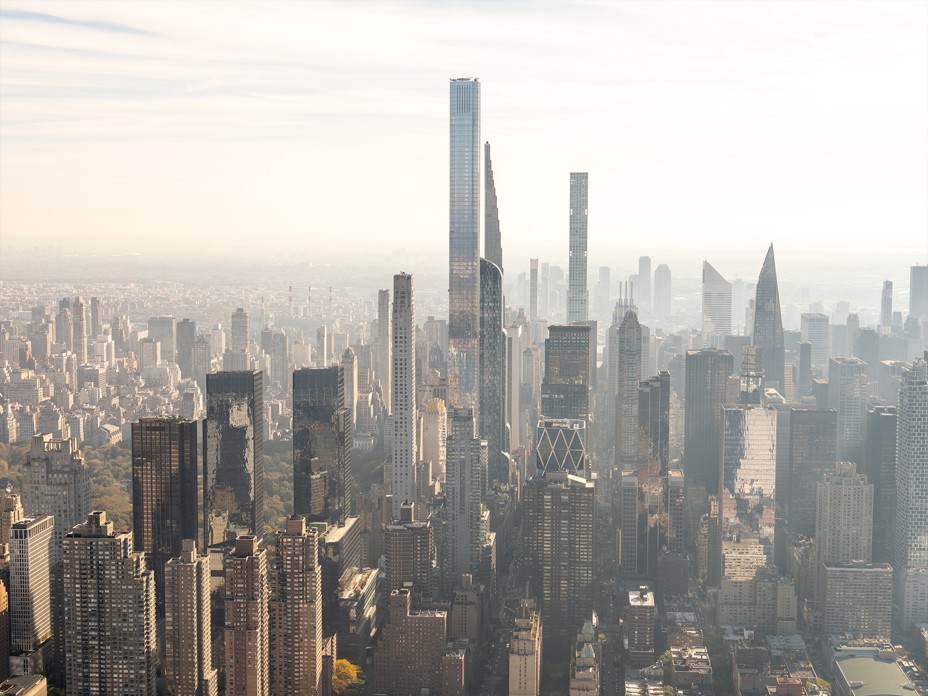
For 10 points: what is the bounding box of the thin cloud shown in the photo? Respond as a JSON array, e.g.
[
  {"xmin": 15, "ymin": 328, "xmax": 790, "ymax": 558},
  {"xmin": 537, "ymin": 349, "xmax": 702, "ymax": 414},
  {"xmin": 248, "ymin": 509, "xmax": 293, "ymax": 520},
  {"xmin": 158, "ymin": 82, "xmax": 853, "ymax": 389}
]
[{"xmin": 0, "ymin": 7, "xmax": 159, "ymax": 37}]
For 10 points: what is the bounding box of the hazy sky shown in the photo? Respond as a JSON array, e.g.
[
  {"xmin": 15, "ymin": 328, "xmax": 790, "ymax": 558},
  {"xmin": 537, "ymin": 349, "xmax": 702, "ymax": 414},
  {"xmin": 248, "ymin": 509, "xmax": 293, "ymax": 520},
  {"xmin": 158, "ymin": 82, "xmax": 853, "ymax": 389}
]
[{"xmin": 1, "ymin": 0, "xmax": 926, "ymax": 272}]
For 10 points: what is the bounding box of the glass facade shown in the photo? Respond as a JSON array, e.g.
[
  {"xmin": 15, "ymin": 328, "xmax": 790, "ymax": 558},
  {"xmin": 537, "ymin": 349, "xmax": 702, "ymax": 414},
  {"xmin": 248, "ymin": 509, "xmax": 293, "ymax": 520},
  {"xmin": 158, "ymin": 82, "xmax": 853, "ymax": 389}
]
[
  {"xmin": 449, "ymin": 78, "xmax": 481, "ymax": 413},
  {"xmin": 479, "ymin": 259, "xmax": 505, "ymax": 484},
  {"xmin": 752, "ymin": 244, "xmax": 785, "ymax": 389},
  {"xmin": 722, "ymin": 406, "xmax": 777, "ymax": 502},
  {"xmin": 567, "ymin": 173, "xmax": 589, "ymax": 324}
]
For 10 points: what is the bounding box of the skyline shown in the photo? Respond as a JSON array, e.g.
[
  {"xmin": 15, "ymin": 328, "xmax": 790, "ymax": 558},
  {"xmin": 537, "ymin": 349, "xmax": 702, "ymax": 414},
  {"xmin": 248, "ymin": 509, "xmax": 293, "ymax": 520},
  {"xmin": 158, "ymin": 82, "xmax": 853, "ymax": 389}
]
[{"xmin": 1, "ymin": 1, "xmax": 927, "ymax": 267}]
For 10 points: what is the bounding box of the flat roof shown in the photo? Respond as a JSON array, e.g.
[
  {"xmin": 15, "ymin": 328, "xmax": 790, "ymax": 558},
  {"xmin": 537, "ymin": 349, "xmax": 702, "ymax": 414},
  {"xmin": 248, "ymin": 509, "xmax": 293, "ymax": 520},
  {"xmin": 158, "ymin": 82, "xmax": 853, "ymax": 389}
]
[{"xmin": 835, "ymin": 655, "xmax": 913, "ymax": 696}]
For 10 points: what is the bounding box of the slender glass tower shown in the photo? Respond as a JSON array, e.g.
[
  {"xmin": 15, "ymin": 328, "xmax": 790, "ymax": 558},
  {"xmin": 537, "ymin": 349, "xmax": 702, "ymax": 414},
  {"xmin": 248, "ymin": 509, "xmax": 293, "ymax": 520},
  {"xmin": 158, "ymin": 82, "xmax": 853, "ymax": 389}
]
[
  {"xmin": 567, "ymin": 173, "xmax": 589, "ymax": 324},
  {"xmin": 484, "ymin": 142, "xmax": 502, "ymax": 272},
  {"xmin": 752, "ymin": 244, "xmax": 784, "ymax": 389},
  {"xmin": 449, "ymin": 78, "xmax": 481, "ymax": 413}
]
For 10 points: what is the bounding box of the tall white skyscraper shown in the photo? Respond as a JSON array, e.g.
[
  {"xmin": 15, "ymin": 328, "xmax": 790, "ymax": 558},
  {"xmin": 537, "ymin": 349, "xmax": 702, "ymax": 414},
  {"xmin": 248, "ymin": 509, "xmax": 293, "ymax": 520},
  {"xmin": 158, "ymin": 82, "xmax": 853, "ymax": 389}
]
[
  {"xmin": 391, "ymin": 273, "xmax": 417, "ymax": 520},
  {"xmin": 637, "ymin": 256, "xmax": 652, "ymax": 318},
  {"xmin": 702, "ymin": 261, "xmax": 732, "ymax": 340},
  {"xmin": 448, "ymin": 77, "xmax": 481, "ymax": 413},
  {"xmin": 893, "ymin": 359, "xmax": 928, "ymax": 631},
  {"xmin": 567, "ymin": 173, "xmax": 589, "ymax": 324}
]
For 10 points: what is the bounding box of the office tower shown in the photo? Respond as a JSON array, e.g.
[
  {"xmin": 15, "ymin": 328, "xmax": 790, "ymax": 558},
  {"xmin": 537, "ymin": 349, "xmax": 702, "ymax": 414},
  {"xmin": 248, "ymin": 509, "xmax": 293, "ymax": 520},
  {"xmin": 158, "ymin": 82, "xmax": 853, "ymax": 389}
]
[
  {"xmin": 342, "ymin": 347, "xmax": 358, "ymax": 429},
  {"xmin": 797, "ymin": 342, "xmax": 812, "ymax": 398},
  {"xmin": 893, "ymin": 360, "xmax": 928, "ymax": 631},
  {"xmin": 444, "ymin": 408, "xmax": 488, "ymax": 589},
  {"xmin": 271, "ymin": 517, "xmax": 322, "ymax": 696},
  {"xmin": 522, "ymin": 471, "xmax": 594, "ymax": 651},
  {"xmin": 503, "ymin": 325, "xmax": 523, "ymax": 450},
  {"xmin": 509, "ymin": 596, "xmax": 542, "ymax": 696},
  {"xmin": 638, "ymin": 256, "xmax": 652, "ymax": 317},
  {"xmin": 479, "ymin": 258, "xmax": 505, "ymax": 483},
  {"xmin": 619, "ymin": 471, "xmax": 639, "ymax": 579},
  {"xmin": 822, "ymin": 562, "xmax": 892, "ymax": 637},
  {"xmin": 422, "ymin": 399, "xmax": 447, "ymax": 484},
  {"xmin": 385, "ymin": 502, "xmax": 433, "ymax": 599},
  {"xmin": 390, "ymin": 273, "xmax": 417, "ymax": 520},
  {"xmin": 88, "ymin": 296, "xmax": 101, "ymax": 337},
  {"xmin": 63, "ymin": 512, "xmax": 156, "ymax": 696},
  {"xmin": 910, "ymin": 266, "xmax": 928, "ymax": 340},
  {"xmin": 625, "ymin": 587, "xmax": 656, "ymax": 668},
  {"xmin": 163, "ymin": 540, "xmax": 218, "ymax": 696},
  {"xmin": 71, "ymin": 296, "xmax": 87, "ymax": 364},
  {"xmin": 223, "ymin": 536, "xmax": 269, "ymax": 696},
  {"xmin": 448, "ymin": 77, "xmax": 481, "ymax": 412},
  {"xmin": 702, "ymin": 262, "xmax": 732, "ymax": 339},
  {"xmin": 752, "ymin": 244, "xmax": 785, "ymax": 390},
  {"xmin": 175, "ymin": 318, "xmax": 195, "ymax": 377},
  {"xmin": 865, "ymin": 406, "xmax": 896, "ymax": 563},
  {"xmin": 666, "ymin": 470, "xmax": 685, "ymax": 554},
  {"xmin": 651, "ymin": 264, "xmax": 670, "ymax": 319},
  {"xmin": 21, "ymin": 435, "xmax": 90, "ymax": 562},
  {"xmin": 639, "ymin": 372, "xmax": 670, "ymax": 471},
  {"xmin": 786, "ymin": 409, "xmax": 837, "ymax": 536},
  {"xmin": 192, "ymin": 334, "xmax": 211, "ymax": 387},
  {"xmin": 131, "ymin": 417, "xmax": 199, "ymax": 612},
  {"xmin": 845, "ymin": 313, "xmax": 860, "ymax": 357},
  {"xmin": 9, "ymin": 516, "xmax": 53, "ymax": 670},
  {"xmin": 374, "ymin": 589, "xmax": 447, "ymax": 695},
  {"xmin": 534, "ymin": 418, "xmax": 587, "ymax": 478},
  {"xmin": 615, "ymin": 308, "xmax": 642, "ymax": 468},
  {"xmin": 801, "ymin": 313, "xmax": 830, "ymax": 371},
  {"xmin": 683, "ymin": 350, "xmax": 734, "ymax": 503},
  {"xmin": 230, "ymin": 308, "xmax": 249, "ymax": 355},
  {"xmin": 205, "ymin": 371, "xmax": 264, "ymax": 545},
  {"xmin": 541, "ymin": 324, "xmax": 592, "ymax": 422},
  {"xmin": 567, "ymin": 173, "xmax": 589, "ymax": 324},
  {"xmin": 828, "ymin": 358, "xmax": 868, "ymax": 464},
  {"xmin": 722, "ymin": 406, "xmax": 777, "ymax": 501},
  {"xmin": 484, "ymin": 142, "xmax": 502, "ymax": 272},
  {"xmin": 880, "ymin": 281, "xmax": 893, "ymax": 331},
  {"xmin": 815, "ymin": 462, "xmax": 873, "ymax": 601},
  {"xmin": 292, "ymin": 367, "xmax": 351, "ymax": 523},
  {"xmin": 148, "ymin": 316, "xmax": 177, "ymax": 363},
  {"xmin": 529, "ymin": 259, "xmax": 539, "ymax": 321},
  {"xmin": 377, "ymin": 289, "xmax": 391, "ymax": 413}
]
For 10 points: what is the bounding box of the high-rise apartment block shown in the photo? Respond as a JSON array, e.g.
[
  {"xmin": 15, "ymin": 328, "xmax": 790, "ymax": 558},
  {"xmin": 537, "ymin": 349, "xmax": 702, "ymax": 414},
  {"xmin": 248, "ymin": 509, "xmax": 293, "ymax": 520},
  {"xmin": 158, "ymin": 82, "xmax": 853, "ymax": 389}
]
[
  {"xmin": 374, "ymin": 589, "xmax": 448, "ymax": 695},
  {"xmin": 385, "ymin": 502, "xmax": 433, "ymax": 601},
  {"xmin": 390, "ymin": 273, "xmax": 417, "ymax": 520},
  {"xmin": 71, "ymin": 296, "xmax": 87, "ymax": 364},
  {"xmin": 893, "ymin": 360, "xmax": 928, "ymax": 631},
  {"xmin": 523, "ymin": 471, "xmax": 594, "ymax": 651},
  {"xmin": 63, "ymin": 511, "xmax": 156, "ymax": 696},
  {"xmin": 822, "ymin": 562, "xmax": 892, "ymax": 637},
  {"xmin": 448, "ymin": 77, "xmax": 481, "ymax": 412},
  {"xmin": 131, "ymin": 417, "xmax": 199, "ymax": 611},
  {"xmin": 624, "ymin": 586, "xmax": 656, "ymax": 667},
  {"xmin": 223, "ymin": 535, "xmax": 269, "ymax": 696},
  {"xmin": 292, "ymin": 366, "xmax": 352, "ymax": 523},
  {"xmin": 163, "ymin": 540, "xmax": 218, "ymax": 696},
  {"xmin": 21, "ymin": 435, "xmax": 90, "ymax": 562},
  {"xmin": 567, "ymin": 173, "xmax": 589, "ymax": 324},
  {"xmin": 270, "ymin": 517, "xmax": 322, "ymax": 696},
  {"xmin": 149, "ymin": 316, "xmax": 177, "ymax": 363},
  {"xmin": 801, "ymin": 313, "xmax": 830, "ymax": 372},
  {"xmin": 205, "ymin": 370, "xmax": 264, "ymax": 545}
]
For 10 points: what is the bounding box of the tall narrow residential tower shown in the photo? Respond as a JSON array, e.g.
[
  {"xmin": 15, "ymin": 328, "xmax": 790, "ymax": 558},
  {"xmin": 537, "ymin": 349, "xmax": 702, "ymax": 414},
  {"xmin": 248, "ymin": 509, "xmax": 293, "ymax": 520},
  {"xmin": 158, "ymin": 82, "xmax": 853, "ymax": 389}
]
[
  {"xmin": 448, "ymin": 78, "xmax": 481, "ymax": 412},
  {"xmin": 484, "ymin": 142, "xmax": 502, "ymax": 272},
  {"xmin": 479, "ymin": 258, "xmax": 505, "ymax": 484},
  {"xmin": 567, "ymin": 173, "xmax": 589, "ymax": 324},
  {"xmin": 390, "ymin": 273, "xmax": 417, "ymax": 520},
  {"xmin": 752, "ymin": 244, "xmax": 785, "ymax": 389},
  {"xmin": 378, "ymin": 289, "xmax": 391, "ymax": 413}
]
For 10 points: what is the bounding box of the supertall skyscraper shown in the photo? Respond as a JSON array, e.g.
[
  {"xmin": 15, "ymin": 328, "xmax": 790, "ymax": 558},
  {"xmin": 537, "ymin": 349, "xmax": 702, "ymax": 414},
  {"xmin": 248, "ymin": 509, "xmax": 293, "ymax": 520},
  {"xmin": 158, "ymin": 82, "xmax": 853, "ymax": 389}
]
[
  {"xmin": 893, "ymin": 359, "xmax": 928, "ymax": 631},
  {"xmin": 567, "ymin": 173, "xmax": 589, "ymax": 324},
  {"xmin": 63, "ymin": 511, "xmax": 156, "ymax": 696},
  {"xmin": 484, "ymin": 142, "xmax": 502, "ymax": 272},
  {"xmin": 205, "ymin": 370, "xmax": 264, "ymax": 545},
  {"xmin": 479, "ymin": 258, "xmax": 505, "ymax": 484},
  {"xmin": 448, "ymin": 77, "xmax": 481, "ymax": 412},
  {"xmin": 390, "ymin": 273, "xmax": 417, "ymax": 519},
  {"xmin": 292, "ymin": 366, "xmax": 352, "ymax": 523},
  {"xmin": 271, "ymin": 516, "xmax": 322, "ymax": 696},
  {"xmin": 131, "ymin": 416, "xmax": 199, "ymax": 613},
  {"xmin": 752, "ymin": 244, "xmax": 784, "ymax": 389}
]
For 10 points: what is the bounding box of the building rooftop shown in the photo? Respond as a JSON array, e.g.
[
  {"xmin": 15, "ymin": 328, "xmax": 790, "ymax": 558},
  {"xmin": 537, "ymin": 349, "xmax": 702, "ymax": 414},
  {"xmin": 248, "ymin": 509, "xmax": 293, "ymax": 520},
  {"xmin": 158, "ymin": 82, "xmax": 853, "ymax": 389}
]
[{"xmin": 834, "ymin": 654, "xmax": 915, "ymax": 696}]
